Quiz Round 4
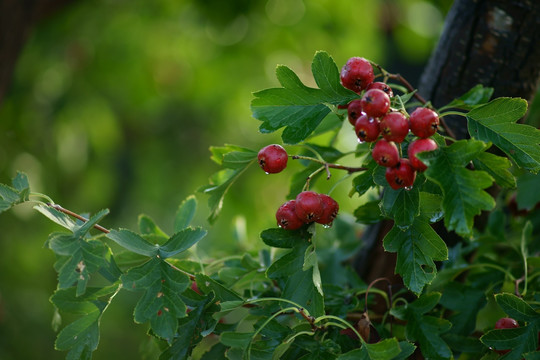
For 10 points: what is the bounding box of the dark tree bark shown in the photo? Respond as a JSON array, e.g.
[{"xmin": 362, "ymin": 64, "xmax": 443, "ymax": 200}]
[
  {"xmin": 356, "ymin": 0, "xmax": 540, "ymax": 282},
  {"xmin": 0, "ymin": 0, "xmax": 75, "ymax": 104}
]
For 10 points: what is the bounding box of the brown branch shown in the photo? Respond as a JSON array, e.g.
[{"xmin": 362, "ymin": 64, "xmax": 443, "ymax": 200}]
[
  {"xmin": 291, "ymin": 155, "xmax": 368, "ymax": 174},
  {"xmin": 48, "ymin": 203, "xmax": 110, "ymax": 234}
]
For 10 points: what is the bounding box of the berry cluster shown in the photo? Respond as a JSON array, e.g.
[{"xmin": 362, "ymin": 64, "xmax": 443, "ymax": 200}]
[
  {"xmin": 340, "ymin": 57, "xmax": 439, "ymax": 190},
  {"xmin": 276, "ymin": 191, "xmax": 339, "ymax": 230}
]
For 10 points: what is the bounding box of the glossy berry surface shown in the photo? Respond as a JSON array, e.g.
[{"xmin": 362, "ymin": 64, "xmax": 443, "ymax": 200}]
[
  {"xmin": 385, "ymin": 159, "xmax": 416, "ymax": 190},
  {"xmin": 316, "ymin": 194, "xmax": 339, "ymax": 225},
  {"xmin": 258, "ymin": 144, "xmax": 288, "ymax": 174},
  {"xmin": 340, "ymin": 57, "xmax": 374, "ymax": 93},
  {"xmin": 495, "ymin": 317, "xmax": 519, "ymax": 329},
  {"xmin": 361, "ymin": 89, "xmax": 391, "ymax": 118},
  {"xmin": 347, "ymin": 99, "xmax": 364, "ymax": 125},
  {"xmin": 408, "ymin": 138, "xmax": 438, "ymax": 172},
  {"xmin": 367, "ymin": 81, "xmax": 394, "ymax": 97},
  {"xmin": 409, "ymin": 108, "xmax": 440, "ymax": 138},
  {"xmin": 372, "ymin": 139, "xmax": 399, "ymax": 167},
  {"xmin": 276, "ymin": 200, "xmax": 304, "ymax": 230},
  {"xmin": 295, "ymin": 191, "xmax": 324, "ymax": 222},
  {"xmin": 380, "ymin": 112, "xmax": 409, "ymax": 143},
  {"xmin": 355, "ymin": 114, "xmax": 380, "ymax": 142}
]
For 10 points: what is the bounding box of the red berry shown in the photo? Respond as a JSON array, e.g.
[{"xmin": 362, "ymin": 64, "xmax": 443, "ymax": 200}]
[
  {"xmin": 191, "ymin": 282, "xmax": 202, "ymax": 295},
  {"xmin": 380, "ymin": 112, "xmax": 409, "ymax": 143},
  {"xmin": 316, "ymin": 194, "xmax": 339, "ymax": 225},
  {"xmin": 340, "ymin": 57, "xmax": 374, "ymax": 93},
  {"xmin": 276, "ymin": 200, "xmax": 304, "ymax": 230},
  {"xmin": 408, "ymin": 138, "xmax": 438, "ymax": 172},
  {"xmin": 372, "ymin": 139, "xmax": 399, "ymax": 167},
  {"xmin": 409, "ymin": 108, "xmax": 440, "ymax": 138},
  {"xmin": 295, "ymin": 191, "xmax": 324, "ymax": 223},
  {"xmin": 495, "ymin": 317, "xmax": 519, "ymax": 329},
  {"xmin": 367, "ymin": 81, "xmax": 394, "ymax": 97},
  {"xmin": 347, "ymin": 99, "xmax": 363, "ymax": 125},
  {"xmin": 361, "ymin": 89, "xmax": 391, "ymax": 118},
  {"xmin": 258, "ymin": 144, "xmax": 288, "ymax": 174},
  {"xmin": 355, "ymin": 114, "xmax": 380, "ymax": 142},
  {"xmin": 385, "ymin": 159, "xmax": 416, "ymax": 190}
]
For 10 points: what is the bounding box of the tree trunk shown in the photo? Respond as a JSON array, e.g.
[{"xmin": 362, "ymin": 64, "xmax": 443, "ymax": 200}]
[{"xmin": 356, "ymin": 0, "xmax": 540, "ymax": 281}]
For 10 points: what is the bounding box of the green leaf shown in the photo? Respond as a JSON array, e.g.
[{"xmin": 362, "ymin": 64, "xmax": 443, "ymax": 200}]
[
  {"xmin": 481, "ymin": 327, "xmax": 539, "ymax": 359},
  {"xmin": 195, "ymin": 274, "xmax": 243, "ymax": 302},
  {"xmin": 337, "ymin": 338, "xmax": 402, "ymax": 360},
  {"xmin": 392, "ymin": 293, "xmax": 452, "ymax": 360},
  {"xmin": 106, "ymin": 229, "xmax": 158, "ymax": 257},
  {"xmin": 380, "ymin": 186, "xmax": 420, "ymax": 229},
  {"xmin": 51, "ymin": 285, "xmax": 119, "ymax": 315},
  {"xmin": 495, "ymin": 293, "xmax": 540, "ymax": 321},
  {"xmin": 351, "ymin": 159, "xmax": 377, "ymax": 197},
  {"xmin": 260, "ymin": 227, "xmax": 311, "ymax": 248},
  {"xmin": 220, "ymin": 332, "xmax": 254, "ymax": 348},
  {"xmin": 138, "ymin": 214, "xmax": 169, "ymax": 238},
  {"xmin": 418, "ymin": 192, "xmax": 443, "ymax": 223},
  {"xmin": 0, "ymin": 171, "xmax": 31, "ymax": 213},
  {"xmin": 516, "ymin": 171, "xmax": 540, "ymax": 210},
  {"xmin": 174, "ymin": 195, "xmax": 197, "ymax": 232},
  {"xmin": 251, "ymin": 51, "xmax": 358, "ymax": 144},
  {"xmin": 55, "ymin": 307, "xmax": 101, "ymax": 360},
  {"xmin": 444, "ymin": 85, "xmax": 493, "ymax": 110},
  {"xmin": 421, "ymin": 139, "xmax": 495, "ymax": 236},
  {"xmin": 158, "ymin": 227, "xmax": 206, "ymax": 258},
  {"xmin": 439, "ymin": 282, "xmax": 487, "ymax": 335},
  {"xmin": 467, "ymin": 97, "xmax": 540, "ymax": 172},
  {"xmin": 121, "ymin": 257, "xmax": 190, "ymax": 341},
  {"xmin": 472, "ymin": 151, "xmax": 516, "ymax": 188},
  {"xmin": 383, "ymin": 219, "xmax": 447, "ymax": 294},
  {"xmin": 354, "ymin": 200, "xmax": 383, "ymax": 224},
  {"xmin": 35, "ymin": 204, "xmax": 77, "ymax": 231}
]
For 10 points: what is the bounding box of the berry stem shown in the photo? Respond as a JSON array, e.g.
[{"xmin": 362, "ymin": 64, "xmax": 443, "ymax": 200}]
[{"xmin": 291, "ymin": 155, "xmax": 368, "ymax": 174}]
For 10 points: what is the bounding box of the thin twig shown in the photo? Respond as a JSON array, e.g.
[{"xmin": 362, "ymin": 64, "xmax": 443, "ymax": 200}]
[
  {"xmin": 291, "ymin": 155, "xmax": 367, "ymax": 174},
  {"xmin": 48, "ymin": 203, "xmax": 110, "ymax": 234}
]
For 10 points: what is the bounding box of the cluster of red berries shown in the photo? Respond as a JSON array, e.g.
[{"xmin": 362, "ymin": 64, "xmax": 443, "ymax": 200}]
[
  {"xmin": 257, "ymin": 144, "xmax": 340, "ymax": 230},
  {"xmin": 276, "ymin": 191, "xmax": 339, "ymax": 230},
  {"xmin": 340, "ymin": 57, "xmax": 439, "ymax": 190}
]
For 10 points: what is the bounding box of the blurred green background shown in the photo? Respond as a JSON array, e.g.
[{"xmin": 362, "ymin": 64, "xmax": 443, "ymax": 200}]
[{"xmin": 0, "ymin": 0, "xmax": 452, "ymax": 358}]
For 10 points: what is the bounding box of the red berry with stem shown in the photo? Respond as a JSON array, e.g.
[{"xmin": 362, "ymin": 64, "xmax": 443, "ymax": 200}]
[
  {"xmin": 409, "ymin": 108, "xmax": 440, "ymax": 138},
  {"xmin": 258, "ymin": 144, "xmax": 288, "ymax": 174},
  {"xmin": 355, "ymin": 114, "xmax": 380, "ymax": 142},
  {"xmin": 347, "ymin": 99, "xmax": 363, "ymax": 125},
  {"xmin": 340, "ymin": 57, "xmax": 375, "ymax": 93},
  {"xmin": 276, "ymin": 200, "xmax": 304, "ymax": 230},
  {"xmin": 367, "ymin": 81, "xmax": 394, "ymax": 97},
  {"xmin": 380, "ymin": 112, "xmax": 409, "ymax": 143},
  {"xmin": 361, "ymin": 89, "xmax": 391, "ymax": 118},
  {"xmin": 372, "ymin": 139, "xmax": 399, "ymax": 167},
  {"xmin": 295, "ymin": 191, "xmax": 324, "ymax": 223},
  {"xmin": 385, "ymin": 158, "xmax": 416, "ymax": 190},
  {"xmin": 408, "ymin": 138, "xmax": 438, "ymax": 172},
  {"xmin": 316, "ymin": 194, "xmax": 339, "ymax": 225}
]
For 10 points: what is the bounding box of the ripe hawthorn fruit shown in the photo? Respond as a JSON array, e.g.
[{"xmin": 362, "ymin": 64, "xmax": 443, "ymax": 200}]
[
  {"xmin": 258, "ymin": 144, "xmax": 288, "ymax": 174},
  {"xmin": 367, "ymin": 81, "xmax": 394, "ymax": 97},
  {"xmin": 355, "ymin": 114, "xmax": 380, "ymax": 142},
  {"xmin": 408, "ymin": 138, "xmax": 438, "ymax": 172},
  {"xmin": 295, "ymin": 191, "xmax": 324, "ymax": 222},
  {"xmin": 347, "ymin": 99, "xmax": 364, "ymax": 125},
  {"xmin": 340, "ymin": 57, "xmax": 374, "ymax": 93},
  {"xmin": 276, "ymin": 200, "xmax": 304, "ymax": 230},
  {"xmin": 385, "ymin": 158, "xmax": 416, "ymax": 190},
  {"xmin": 316, "ymin": 194, "xmax": 339, "ymax": 225},
  {"xmin": 372, "ymin": 139, "xmax": 399, "ymax": 167},
  {"xmin": 409, "ymin": 107, "xmax": 440, "ymax": 138},
  {"xmin": 380, "ymin": 112, "xmax": 409, "ymax": 143},
  {"xmin": 494, "ymin": 317, "xmax": 520, "ymax": 355},
  {"xmin": 361, "ymin": 89, "xmax": 391, "ymax": 118}
]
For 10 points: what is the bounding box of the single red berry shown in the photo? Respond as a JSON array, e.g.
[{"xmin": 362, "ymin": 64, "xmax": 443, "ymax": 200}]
[
  {"xmin": 409, "ymin": 108, "xmax": 440, "ymax": 138},
  {"xmin": 495, "ymin": 317, "xmax": 519, "ymax": 329},
  {"xmin": 258, "ymin": 144, "xmax": 288, "ymax": 174},
  {"xmin": 385, "ymin": 159, "xmax": 416, "ymax": 190},
  {"xmin": 361, "ymin": 89, "xmax": 391, "ymax": 118},
  {"xmin": 372, "ymin": 139, "xmax": 399, "ymax": 167},
  {"xmin": 340, "ymin": 57, "xmax": 374, "ymax": 93},
  {"xmin": 276, "ymin": 200, "xmax": 304, "ymax": 230},
  {"xmin": 380, "ymin": 112, "xmax": 409, "ymax": 143},
  {"xmin": 295, "ymin": 191, "xmax": 324, "ymax": 223},
  {"xmin": 191, "ymin": 282, "xmax": 202, "ymax": 295},
  {"xmin": 367, "ymin": 81, "xmax": 394, "ymax": 97},
  {"xmin": 316, "ymin": 194, "xmax": 339, "ymax": 225},
  {"xmin": 355, "ymin": 114, "xmax": 380, "ymax": 142},
  {"xmin": 347, "ymin": 99, "xmax": 363, "ymax": 125},
  {"xmin": 408, "ymin": 138, "xmax": 438, "ymax": 172}
]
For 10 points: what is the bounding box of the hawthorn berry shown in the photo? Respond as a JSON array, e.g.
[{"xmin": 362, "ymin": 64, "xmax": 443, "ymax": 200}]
[
  {"xmin": 258, "ymin": 144, "xmax": 288, "ymax": 174},
  {"xmin": 295, "ymin": 191, "xmax": 324, "ymax": 222},
  {"xmin": 355, "ymin": 114, "xmax": 380, "ymax": 142},
  {"xmin": 380, "ymin": 112, "xmax": 409, "ymax": 143},
  {"xmin": 276, "ymin": 200, "xmax": 304, "ymax": 230},
  {"xmin": 408, "ymin": 138, "xmax": 438, "ymax": 172},
  {"xmin": 367, "ymin": 81, "xmax": 394, "ymax": 97},
  {"xmin": 494, "ymin": 317, "xmax": 519, "ymax": 355},
  {"xmin": 385, "ymin": 158, "xmax": 416, "ymax": 190},
  {"xmin": 340, "ymin": 57, "xmax": 374, "ymax": 93},
  {"xmin": 347, "ymin": 99, "xmax": 363, "ymax": 125},
  {"xmin": 316, "ymin": 194, "xmax": 339, "ymax": 225},
  {"xmin": 361, "ymin": 89, "xmax": 391, "ymax": 118},
  {"xmin": 409, "ymin": 107, "xmax": 440, "ymax": 138},
  {"xmin": 372, "ymin": 139, "xmax": 399, "ymax": 167}
]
